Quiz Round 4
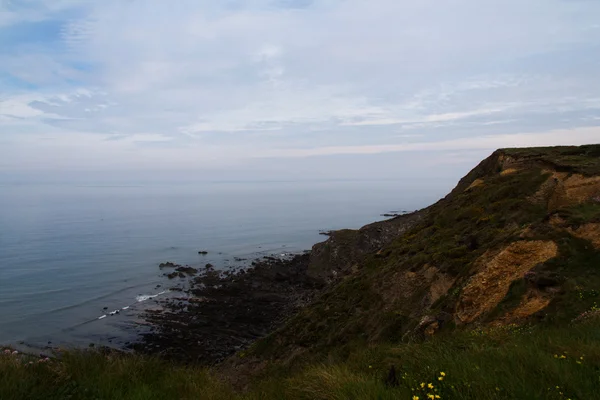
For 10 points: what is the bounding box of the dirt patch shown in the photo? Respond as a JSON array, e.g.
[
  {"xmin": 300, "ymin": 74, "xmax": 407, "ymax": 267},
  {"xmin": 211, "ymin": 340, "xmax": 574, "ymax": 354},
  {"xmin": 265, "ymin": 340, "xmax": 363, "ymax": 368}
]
[
  {"xmin": 465, "ymin": 179, "xmax": 485, "ymax": 191},
  {"xmin": 500, "ymin": 168, "xmax": 519, "ymax": 176},
  {"xmin": 456, "ymin": 240, "xmax": 558, "ymax": 325},
  {"xmin": 549, "ymin": 214, "xmax": 567, "ymax": 227},
  {"xmin": 548, "ymin": 174, "xmax": 600, "ymax": 211},
  {"xmin": 528, "ymin": 171, "xmax": 567, "ymax": 206},
  {"xmin": 568, "ymin": 223, "xmax": 600, "ymax": 248}
]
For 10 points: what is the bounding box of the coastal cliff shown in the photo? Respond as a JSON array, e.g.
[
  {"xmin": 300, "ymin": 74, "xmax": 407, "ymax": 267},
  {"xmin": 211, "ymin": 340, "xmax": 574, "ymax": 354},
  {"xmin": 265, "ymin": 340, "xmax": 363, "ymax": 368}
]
[
  {"xmin": 3, "ymin": 144, "xmax": 600, "ymax": 400},
  {"xmin": 228, "ymin": 144, "xmax": 600, "ymax": 371}
]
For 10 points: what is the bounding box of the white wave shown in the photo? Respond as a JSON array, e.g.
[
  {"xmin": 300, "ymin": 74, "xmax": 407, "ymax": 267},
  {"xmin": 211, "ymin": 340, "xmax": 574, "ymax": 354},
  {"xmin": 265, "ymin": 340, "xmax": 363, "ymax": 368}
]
[
  {"xmin": 122, "ymin": 306, "xmax": 130, "ymax": 310},
  {"xmin": 136, "ymin": 290, "xmax": 168, "ymax": 303},
  {"xmin": 98, "ymin": 315, "xmax": 107, "ymax": 320}
]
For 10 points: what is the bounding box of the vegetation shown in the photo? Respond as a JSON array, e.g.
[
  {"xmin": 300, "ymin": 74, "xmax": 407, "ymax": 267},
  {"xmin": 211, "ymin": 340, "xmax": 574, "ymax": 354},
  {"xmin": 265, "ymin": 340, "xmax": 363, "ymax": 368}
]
[{"xmin": 2, "ymin": 318, "xmax": 600, "ymax": 399}]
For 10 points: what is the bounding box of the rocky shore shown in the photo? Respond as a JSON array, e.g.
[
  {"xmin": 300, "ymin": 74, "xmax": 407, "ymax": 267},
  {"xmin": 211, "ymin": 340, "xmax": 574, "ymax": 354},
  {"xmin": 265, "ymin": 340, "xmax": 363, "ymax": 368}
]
[
  {"xmin": 132, "ymin": 210, "xmax": 425, "ymax": 365},
  {"xmin": 132, "ymin": 253, "xmax": 324, "ymax": 364}
]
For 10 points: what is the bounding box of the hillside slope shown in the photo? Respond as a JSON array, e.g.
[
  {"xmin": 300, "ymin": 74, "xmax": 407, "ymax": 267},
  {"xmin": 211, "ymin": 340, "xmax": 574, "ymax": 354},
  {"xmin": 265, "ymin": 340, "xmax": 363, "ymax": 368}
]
[{"xmin": 237, "ymin": 144, "xmax": 600, "ymax": 369}]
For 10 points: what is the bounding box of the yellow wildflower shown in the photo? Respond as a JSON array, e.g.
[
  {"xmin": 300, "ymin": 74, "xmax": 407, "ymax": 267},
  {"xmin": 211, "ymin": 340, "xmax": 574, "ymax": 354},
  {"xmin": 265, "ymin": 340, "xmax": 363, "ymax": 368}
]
[
  {"xmin": 440, "ymin": 372, "xmax": 446, "ymax": 377},
  {"xmin": 435, "ymin": 396, "xmax": 440, "ymax": 399},
  {"xmin": 559, "ymin": 355, "xmax": 566, "ymax": 359},
  {"xmin": 427, "ymin": 395, "xmax": 435, "ymax": 400},
  {"xmin": 421, "ymin": 383, "xmax": 426, "ymax": 388},
  {"xmin": 412, "ymin": 396, "xmax": 419, "ymax": 400},
  {"xmin": 428, "ymin": 383, "xmax": 434, "ymax": 389},
  {"xmin": 438, "ymin": 377, "xmax": 444, "ymax": 381}
]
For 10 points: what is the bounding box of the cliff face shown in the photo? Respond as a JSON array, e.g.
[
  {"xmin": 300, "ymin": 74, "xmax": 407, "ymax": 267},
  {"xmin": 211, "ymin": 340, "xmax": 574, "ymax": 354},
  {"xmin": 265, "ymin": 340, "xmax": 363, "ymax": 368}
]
[
  {"xmin": 307, "ymin": 211, "xmax": 426, "ymax": 284},
  {"xmin": 242, "ymin": 144, "xmax": 600, "ymax": 366}
]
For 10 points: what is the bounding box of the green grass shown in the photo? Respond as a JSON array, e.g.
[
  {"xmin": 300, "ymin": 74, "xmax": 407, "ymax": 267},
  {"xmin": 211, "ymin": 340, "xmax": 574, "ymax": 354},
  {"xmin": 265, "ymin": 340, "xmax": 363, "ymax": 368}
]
[
  {"xmin": 2, "ymin": 319, "xmax": 600, "ymax": 399},
  {"xmin": 502, "ymin": 144, "xmax": 600, "ymax": 176}
]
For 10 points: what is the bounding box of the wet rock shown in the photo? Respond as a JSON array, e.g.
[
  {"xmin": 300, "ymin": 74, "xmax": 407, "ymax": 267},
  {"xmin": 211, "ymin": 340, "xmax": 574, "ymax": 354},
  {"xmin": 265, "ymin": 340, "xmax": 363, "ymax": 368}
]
[
  {"xmin": 198, "ymin": 251, "xmax": 208, "ymax": 255},
  {"xmin": 175, "ymin": 266, "xmax": 198, "ymax": 275},
  {"xmin": 137, "ymin": 252, "xmax": 318, "ymax": 364},
  {"xmin": 159, "ymin": 262, "xmax": 179, "ymax": 269}
]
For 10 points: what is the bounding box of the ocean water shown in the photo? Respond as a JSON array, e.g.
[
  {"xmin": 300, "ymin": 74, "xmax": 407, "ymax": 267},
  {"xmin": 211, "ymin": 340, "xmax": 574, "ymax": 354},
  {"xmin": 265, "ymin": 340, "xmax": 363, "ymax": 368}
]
[{"xmin": 0, "ymin": 180, "xmax": 437, "ymax": 350}]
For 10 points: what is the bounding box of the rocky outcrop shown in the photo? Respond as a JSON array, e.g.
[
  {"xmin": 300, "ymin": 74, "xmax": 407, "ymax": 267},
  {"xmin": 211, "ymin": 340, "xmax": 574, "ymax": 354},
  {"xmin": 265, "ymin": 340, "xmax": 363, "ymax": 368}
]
[{"xmin": 307, "ymin": 211, "xmax": 426, "ymax": 283}]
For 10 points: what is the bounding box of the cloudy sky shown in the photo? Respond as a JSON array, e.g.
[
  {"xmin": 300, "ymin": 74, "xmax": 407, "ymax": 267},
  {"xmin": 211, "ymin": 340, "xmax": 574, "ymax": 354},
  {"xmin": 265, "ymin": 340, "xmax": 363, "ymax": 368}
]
[{"xmin": 1, "ymin": 0, "xmax": 600, "ymax": 181}]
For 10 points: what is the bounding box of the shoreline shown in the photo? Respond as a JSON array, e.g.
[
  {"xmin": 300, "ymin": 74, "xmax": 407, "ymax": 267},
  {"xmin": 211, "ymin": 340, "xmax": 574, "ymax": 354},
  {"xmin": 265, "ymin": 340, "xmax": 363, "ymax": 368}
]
[
  {"xmin": 131, "ymin": 210, "xmax": 424, "ymax": 365},
  {"xmin": 1, "ymin": 210, "xmax": 420, "ymax": 364},
  {"xmin": 132, "ymin": 251, "xmax": 322, "ymax": 364}
]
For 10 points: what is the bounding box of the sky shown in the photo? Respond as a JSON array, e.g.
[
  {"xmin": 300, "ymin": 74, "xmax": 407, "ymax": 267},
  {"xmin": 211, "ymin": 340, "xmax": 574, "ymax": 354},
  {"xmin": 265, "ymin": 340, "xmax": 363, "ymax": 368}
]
[{"xmin": 1, "ymin": 0, "xmax": 600, "ymax": 183}]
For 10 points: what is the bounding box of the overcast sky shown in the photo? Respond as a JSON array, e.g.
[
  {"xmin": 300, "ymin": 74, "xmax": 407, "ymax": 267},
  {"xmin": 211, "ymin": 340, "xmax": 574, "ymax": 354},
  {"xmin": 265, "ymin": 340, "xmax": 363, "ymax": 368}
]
[{"xmin": 1, "ymin": 0, "xmax": 600, "ymax": 182}]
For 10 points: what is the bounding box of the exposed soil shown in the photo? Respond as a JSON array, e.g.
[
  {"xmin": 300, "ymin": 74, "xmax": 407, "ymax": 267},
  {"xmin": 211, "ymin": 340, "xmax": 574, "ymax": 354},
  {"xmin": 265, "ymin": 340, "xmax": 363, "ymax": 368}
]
[{"xmin": 456, "ymin": 240, "xmax": 559, "ymax": 324}]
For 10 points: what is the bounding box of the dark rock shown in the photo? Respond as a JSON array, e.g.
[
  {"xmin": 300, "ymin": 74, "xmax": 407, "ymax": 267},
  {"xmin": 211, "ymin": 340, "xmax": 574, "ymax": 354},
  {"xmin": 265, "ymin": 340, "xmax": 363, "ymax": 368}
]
[
  {"xmin": 137, "ymin": 252, "xmax": 317, "ymax": 365},
  {"xmin": 198, "ymin": 251, "xmax": 208, "ymax": 255},
  {"xmin": 175, "ymin": 266, "xmax": 198, "ymax": 275},
  {"xmin": 205, "ymin": 263, "xmax": 214, "ymax": 269},
  {"xmin": 159, "ymin": 262, "xmax": 179, "ymax": 269}
]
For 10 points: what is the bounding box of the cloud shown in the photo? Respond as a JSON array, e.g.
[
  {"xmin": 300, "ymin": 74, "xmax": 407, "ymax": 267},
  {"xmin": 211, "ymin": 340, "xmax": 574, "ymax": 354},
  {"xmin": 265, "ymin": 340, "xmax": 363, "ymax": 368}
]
[
  {"xmin": 1, "ymin": 0, "xmax": 600, "ymax": 176},
  {"xmin": 257, "ymin": 126, "xmax": 600, "ymax": 158}
]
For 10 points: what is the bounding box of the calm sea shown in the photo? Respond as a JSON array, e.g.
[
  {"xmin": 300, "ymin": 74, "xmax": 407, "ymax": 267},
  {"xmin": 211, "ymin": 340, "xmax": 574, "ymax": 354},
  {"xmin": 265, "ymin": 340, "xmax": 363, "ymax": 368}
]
[{"xmin": 0, "ymin": 180, "xmax": 438, "ymax": 351}]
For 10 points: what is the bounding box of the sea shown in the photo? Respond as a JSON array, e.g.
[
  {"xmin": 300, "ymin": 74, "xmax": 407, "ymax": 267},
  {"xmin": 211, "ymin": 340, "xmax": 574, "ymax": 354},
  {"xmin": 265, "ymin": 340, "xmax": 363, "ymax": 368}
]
[{"xmin": 0, "ymin": 179, "xmax": 440, "ymax": 351}]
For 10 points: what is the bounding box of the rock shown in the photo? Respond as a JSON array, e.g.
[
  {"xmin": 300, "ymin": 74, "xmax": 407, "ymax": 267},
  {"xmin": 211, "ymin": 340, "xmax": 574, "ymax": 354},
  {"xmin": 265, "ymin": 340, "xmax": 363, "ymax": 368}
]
[
  {"xmin": 159, "ymin": 262, "xmax": 179, "ymax": 269},
  {"xmin": 176, "ymin": 266, "xmax": 198, "ymax": 275},
  {"xmin": 198, "ymin": 251, "xmax": 208, "ymax": 255},
  {"xmin": 167, "ymin": 271, "xmax": 186, "ymax": 279},
  {"xmin": 205, "ymin": 263, "xmax": 214, "ymax": 269}
]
